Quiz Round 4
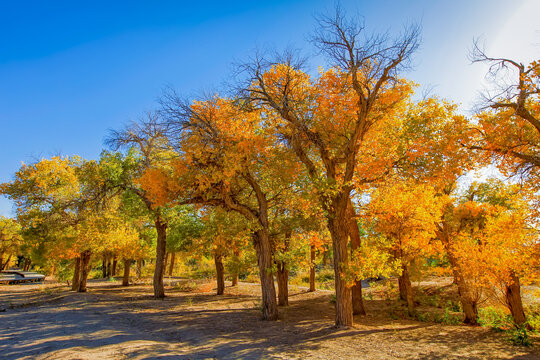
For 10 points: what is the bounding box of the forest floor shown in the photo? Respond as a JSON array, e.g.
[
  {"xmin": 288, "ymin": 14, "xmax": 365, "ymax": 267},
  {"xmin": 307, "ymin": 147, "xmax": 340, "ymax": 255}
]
[{"xmin": 0, "ymin": 278, "xmax": 539, "ymax": 359}]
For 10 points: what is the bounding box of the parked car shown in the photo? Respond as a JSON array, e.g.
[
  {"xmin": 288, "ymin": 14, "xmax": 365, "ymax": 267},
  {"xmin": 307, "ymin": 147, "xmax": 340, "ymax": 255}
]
[{"xmin": 0, "ymin": 270, "xmax": 46, "ymax": 284}]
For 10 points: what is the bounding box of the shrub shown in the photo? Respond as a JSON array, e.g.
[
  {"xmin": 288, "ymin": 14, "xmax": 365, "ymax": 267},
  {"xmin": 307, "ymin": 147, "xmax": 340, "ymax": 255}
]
[
  {"xmin": 507, "ymin": 326, "xmax": 532, "ymax": 347},
  {"xmin": 478, "ymin": 306, "xmax": 513, "ymax": 331}
]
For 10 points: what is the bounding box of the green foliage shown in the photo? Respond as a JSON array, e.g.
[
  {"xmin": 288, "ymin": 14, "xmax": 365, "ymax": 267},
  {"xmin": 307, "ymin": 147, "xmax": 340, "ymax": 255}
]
[
  {"xmin": 526, "ymin": 304, "xmax": 540, "ymax": 333},
  {"xmin": 166, "ymin": 206, "xmax": 203, "ymax": 253},
  {"xmin": 329, "ymin": 294, "xmax": 336, "ymax": 304},
  {"xmin": 55, "ymin": 259, "xmax": 73, "ymax": 283},
  {"xmin": 507, "ymin": 326, "xmax": 532, "ymax": 347},
  {"xmin": 478, "ymin": 306, "xmax": 514, "ymax": 331},
  {"xmin": 441, "ymin": 308, "xmax": 462, "ymax": 325}
]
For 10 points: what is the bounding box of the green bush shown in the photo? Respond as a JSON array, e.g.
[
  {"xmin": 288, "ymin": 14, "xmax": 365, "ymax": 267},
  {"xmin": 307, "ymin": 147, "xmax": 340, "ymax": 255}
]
[
  {"xmin": 525, "ymin": 303, "xmax": 540, "ymax": 333},
  {"xmin": 442, "ymin": 308, "xmax": 462, "ymax": 325},
  {"xmin": 507, "ymin": 326, "xmax": 532, "ymax": 347},
  {"xmin": 478, "ymin": 306, "xmax": 513, "ymax": 331}
]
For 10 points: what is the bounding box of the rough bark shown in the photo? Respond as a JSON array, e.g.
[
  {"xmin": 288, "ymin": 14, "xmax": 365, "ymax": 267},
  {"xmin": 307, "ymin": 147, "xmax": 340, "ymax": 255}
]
[
  {"xmin": 348, "ymin": 201, "xmax": 366, "ymax": 316},
  {"xmin": 276, "ymin": 260, "xmax": 289, "ymax": 306},
  {"xmin": 253, "ymin": 230, "xmax": 279, "ymax": 320},
  {"xmin": 309, "ymin": 245, "xmax": 316, "ymax": 292},
  {"xmin": 153, "ymin": 218, "xmax": 167, "ymax": 299},
  {"xmin": 77, "ymin": 250, "xmax": 92, "ymax": 292},
  {"xmin": 506, "ymin": 272, "xmax": 527, "ymax": 326},
  {"xmin": 214, "ymin": 252, "xmax": 225, "ymax": 295},
  {"xmin": 328, "ymin": 210, "xmax": 353, "ymax": 327},
  {"xmin": 168, "ymin": 252, "xmax": 176, "ymax": 276},
  {"xmin": 71, "ymin": 257, "xmax": 81, "ymax": 291},
  {"xmin": 450, "ymin": 267, "xmax": 479, "ymax": 325},
  {"xmin": 398, "ymin": 278, "xmax": 407, "ymax": 301},
  {"xmin": 399, "ymin": 264, "xmax": 415, "ymax": 316},
  {"xmin": 439, "ymin": 229, "xmax": 479, "ymax": 325},
  {"xmin": 122, "ymin": 259, "xmax": 131, "ymax": 286}
]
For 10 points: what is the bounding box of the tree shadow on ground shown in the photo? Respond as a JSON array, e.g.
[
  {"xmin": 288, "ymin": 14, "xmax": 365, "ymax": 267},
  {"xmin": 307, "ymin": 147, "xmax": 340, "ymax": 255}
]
[{"xmin": 0, "ymin": 283, "xmax": 538, "ymax": 360}]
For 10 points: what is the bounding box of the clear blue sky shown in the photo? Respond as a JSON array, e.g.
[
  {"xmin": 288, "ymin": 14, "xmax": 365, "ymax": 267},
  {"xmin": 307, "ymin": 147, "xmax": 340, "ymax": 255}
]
[{"xmin": 1, "ymin": 0, "xmax": 539, "ymax": 217}]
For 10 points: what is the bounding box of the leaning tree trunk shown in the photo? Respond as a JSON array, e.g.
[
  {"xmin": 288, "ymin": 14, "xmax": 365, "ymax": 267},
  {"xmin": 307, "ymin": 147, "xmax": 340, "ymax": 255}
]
[
  {"xmin": 122, "ymin": 259, "xmax": 131, "ymax": 286},
  {"xmin": 452, "ymin": 269, "xmax": 478, "ymax": 325},
  {"xmin": 253, "ymin": 229, "xmax": 279, "ymax": 320},
  {"xmin": 348, "ymin": 201, "xmax": 366, "ymax": 315},
  {"xmin": 440, "ymin": 232, "xmax": 479, "ymax": 325},
  {"xmin": 71, "ymin": 257, "xmax": 81, "ymax": 291},
  {"xmin": 168, "ymin": 252, "xmax": 176, "ymax": 276},
  {"xmin": 328, "ymin": 203, "xmax": 354, "ymax": 327},
  {"xmin": 2, "ymin": 254, "xmax": 12, "ymax": 270},
  {"xmin": 77, "ymin": 250, "xmax": 92, "ymax": 292},
  {"xmin": 153, "ymin": 218, "xmax": 167, "ymax": 299},
  {"xmin": 214, "ymin": 252, "xmax": 225, "ymax": 295},
  {"xmin": 276, "ymin": 260, "xmax": 289, "ymax": 306},
  {"xmin": 309, "ymin": 245, "xmax": 316, "ymax": 292},
  {"xmin": 506, "ymin": 272, "xmax": 527, "ymax": 326}
]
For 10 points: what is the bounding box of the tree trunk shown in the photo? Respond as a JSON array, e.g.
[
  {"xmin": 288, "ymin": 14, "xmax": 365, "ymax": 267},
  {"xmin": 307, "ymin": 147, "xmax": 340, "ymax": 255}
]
[
  {"xmin": 214, "ymin": 252, "xmax": 225, "ymax": 295},
  {"xmin": 122, "ymin": 259, "xmax": 131, "ymax": 286},
  {"xmin": 112, "ymin": 256, "xmax": 118, "ymax": 277},
  {"xmin": 399, "ymin": 264, "xmax": 415, "ymax": 316},
  {"xmin": 276, "ymin": 260, "xmax": 289, "ymax": 306},
  {"xmin": 506, "ymin": 272, "xmax": 527, "ymax": 326},
  {"xmin": 232, "ymin": 248, "xmax": 240, "ymax": 286},
  {"xmin": 440, "ymin": 232, "xmax": 479, "ymax": 325},
  {"xmin": 328, "ymin": 208, "xmax": 353, "ymax": 327},
  {"xmin": 450, "ymin": 265, "xmax": 479, "ymax": 325},
  {"xmin": 107, "ymin": 258, "xmax": 112, "ymax": 278},
  {"xmin": 23, "ymin": 258, "xmax": 31, "ymax": 271},
  {"xmin": 168, "ymin": 252, "xmax": 176, "ymax": 276},
  {"xmin": 398, "ymin": 277, "xmax": 407, "ymax": 301},
  {"xmin": 71, "ymin": 257, "xmax": 81, "ymax": 291},
  {"xmin": 253, "ymin": 230, "xmax": 279, "ymax": 320},
  {"xmin": 163, "ymin": 252, "xmax": 168, "ymax": 276},
  {"xmin": 153, "ymin": 218, "xmax": 167, "ymax": 299},
  {"xmin": 102, "ymin": 255, "xmax": 107, "ymax": 278},
  {"xmin": 348, "ymin": 201, "xmax": 366, "ymax": 316},
  {"xmin": 2, "ymin": 254, "xmax": 12, "ymax": 270},
  {"xmin": 309, "ymin": 245, "xmax": 316, "ymax": 292},
  {"xmin": 77, "ymin": 250, "xmax": 92, "ymax": 292},
  {"xmin": 137, "ymin": 259, "xmax": 142, "ymax": 278}
]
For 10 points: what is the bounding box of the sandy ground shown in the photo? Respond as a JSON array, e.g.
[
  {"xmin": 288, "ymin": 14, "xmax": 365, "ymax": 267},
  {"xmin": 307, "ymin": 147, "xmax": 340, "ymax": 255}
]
[{"xmin": 0, "ymin": 279, "xmax": 539, "ymax": 360}]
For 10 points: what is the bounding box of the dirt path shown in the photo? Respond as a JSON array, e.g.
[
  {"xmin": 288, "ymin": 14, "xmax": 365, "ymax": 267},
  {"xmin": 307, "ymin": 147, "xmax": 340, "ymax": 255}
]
[{"xmin": 0, "ymin": 280, "xmax": 538, "ymax": 359}]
